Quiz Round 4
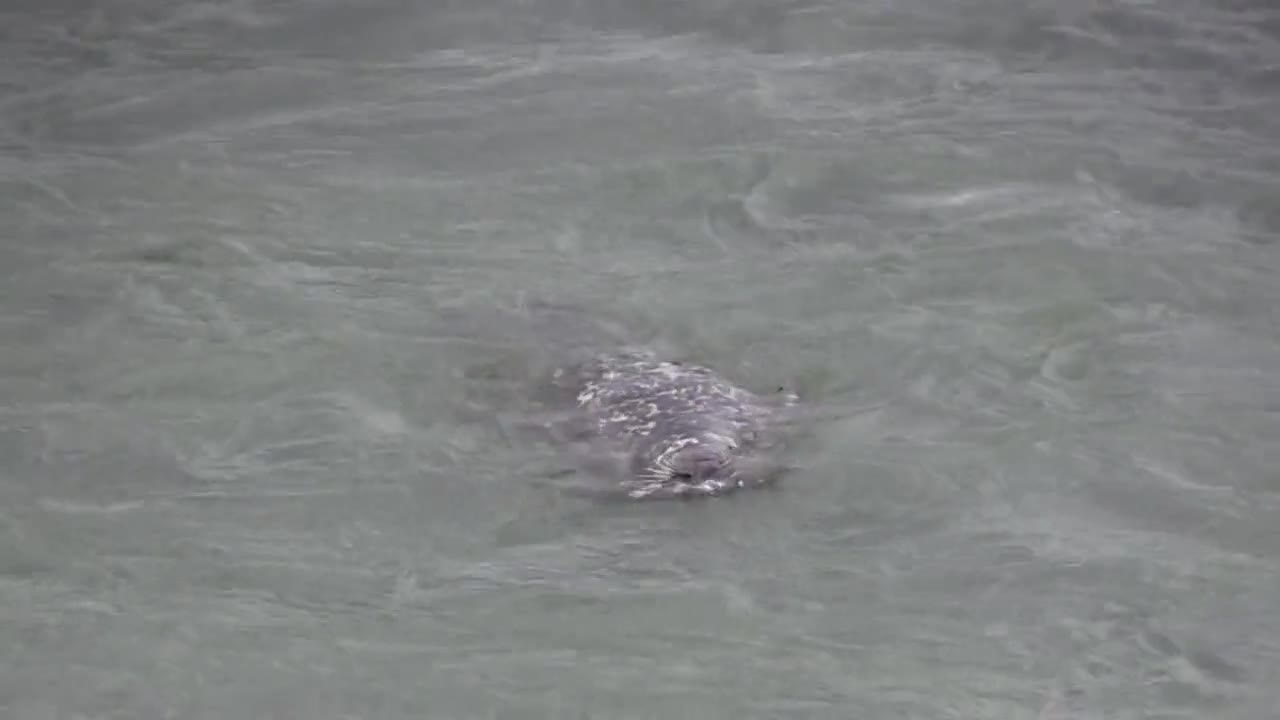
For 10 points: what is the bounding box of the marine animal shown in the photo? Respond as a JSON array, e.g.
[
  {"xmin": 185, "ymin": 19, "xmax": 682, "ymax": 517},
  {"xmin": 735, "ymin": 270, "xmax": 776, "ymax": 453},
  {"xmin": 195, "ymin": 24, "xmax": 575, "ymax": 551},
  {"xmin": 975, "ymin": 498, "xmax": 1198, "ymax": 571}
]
[{"xmin": 557, "ymin": 349, "xmax": 797, "ymax": 499}]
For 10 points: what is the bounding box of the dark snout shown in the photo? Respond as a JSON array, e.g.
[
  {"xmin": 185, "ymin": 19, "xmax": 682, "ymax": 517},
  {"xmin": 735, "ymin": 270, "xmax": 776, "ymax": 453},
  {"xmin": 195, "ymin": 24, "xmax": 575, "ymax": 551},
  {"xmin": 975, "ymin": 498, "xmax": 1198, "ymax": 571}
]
[{"xmin": 670, "ymin": 444, "xmax": 734, "ymax": 482}]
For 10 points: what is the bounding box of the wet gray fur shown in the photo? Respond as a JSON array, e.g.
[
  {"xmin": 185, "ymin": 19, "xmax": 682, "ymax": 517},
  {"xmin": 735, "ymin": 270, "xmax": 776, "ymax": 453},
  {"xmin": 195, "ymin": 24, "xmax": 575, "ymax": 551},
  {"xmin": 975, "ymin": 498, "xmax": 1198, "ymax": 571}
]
[{"xmin": 560, "ymin": 349, "xmax": 797, "ymax": 499}]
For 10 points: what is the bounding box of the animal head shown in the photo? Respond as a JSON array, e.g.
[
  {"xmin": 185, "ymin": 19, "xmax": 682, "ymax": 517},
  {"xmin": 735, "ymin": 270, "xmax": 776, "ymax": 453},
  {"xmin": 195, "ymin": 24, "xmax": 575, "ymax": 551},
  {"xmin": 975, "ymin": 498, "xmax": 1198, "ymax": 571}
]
[{"xmin": 628, "ymin": 433, "xmax": 744, "ymax": 499}]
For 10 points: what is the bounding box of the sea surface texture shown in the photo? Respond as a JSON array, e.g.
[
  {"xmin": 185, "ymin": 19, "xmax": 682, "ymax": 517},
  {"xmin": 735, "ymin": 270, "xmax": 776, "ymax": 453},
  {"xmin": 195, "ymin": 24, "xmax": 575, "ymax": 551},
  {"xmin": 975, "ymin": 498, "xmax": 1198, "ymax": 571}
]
[{"xmin": 2, "ymin": 1, "xmax": 1279, "ymax": 718}]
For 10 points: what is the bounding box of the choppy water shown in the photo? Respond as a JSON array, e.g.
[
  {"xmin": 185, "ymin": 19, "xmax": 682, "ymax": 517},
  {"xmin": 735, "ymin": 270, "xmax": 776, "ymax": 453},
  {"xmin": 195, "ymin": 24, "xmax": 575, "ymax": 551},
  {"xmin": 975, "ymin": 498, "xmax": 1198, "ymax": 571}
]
[{"xmin": 2, "ymin": 1, "xmax": 1279, "ymax": 718}]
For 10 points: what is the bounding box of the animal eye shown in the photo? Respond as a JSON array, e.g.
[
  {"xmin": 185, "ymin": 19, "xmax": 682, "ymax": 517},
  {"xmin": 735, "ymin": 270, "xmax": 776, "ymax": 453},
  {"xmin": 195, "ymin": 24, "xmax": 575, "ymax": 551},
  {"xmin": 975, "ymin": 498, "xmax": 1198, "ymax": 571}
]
[{"xmin": 671, "ymin": 472, "xmax": 693, "ymax": 481}]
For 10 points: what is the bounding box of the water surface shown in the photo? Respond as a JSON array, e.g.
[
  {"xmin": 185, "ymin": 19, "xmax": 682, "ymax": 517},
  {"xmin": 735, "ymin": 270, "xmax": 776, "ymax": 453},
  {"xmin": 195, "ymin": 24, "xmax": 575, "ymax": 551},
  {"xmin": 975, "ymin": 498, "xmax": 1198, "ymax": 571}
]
[{"xmin": 2, "ymin": 1, "xmax": 1279, "ymax": 717}]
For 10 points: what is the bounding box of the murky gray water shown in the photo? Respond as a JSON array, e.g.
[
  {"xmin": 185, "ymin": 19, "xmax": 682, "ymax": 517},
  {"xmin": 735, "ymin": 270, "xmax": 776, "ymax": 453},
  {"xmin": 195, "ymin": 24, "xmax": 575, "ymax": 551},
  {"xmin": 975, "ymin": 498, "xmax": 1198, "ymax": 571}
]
[{"xmin": 3, "ymin": 1, "xmax": 1279, "ymax": 717}]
